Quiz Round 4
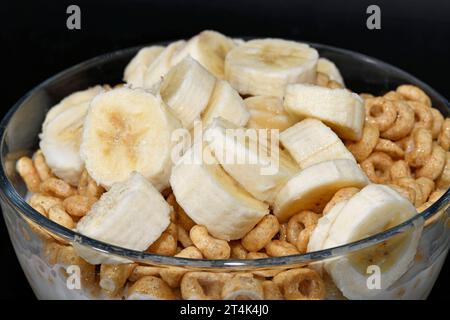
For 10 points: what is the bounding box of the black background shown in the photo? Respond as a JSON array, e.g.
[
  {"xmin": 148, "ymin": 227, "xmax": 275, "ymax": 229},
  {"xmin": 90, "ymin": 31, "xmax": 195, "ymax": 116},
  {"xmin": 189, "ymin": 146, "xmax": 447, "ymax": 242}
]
[{"xmin": 0, "ymin": 0, "xmax": 448, "ymax": 300}]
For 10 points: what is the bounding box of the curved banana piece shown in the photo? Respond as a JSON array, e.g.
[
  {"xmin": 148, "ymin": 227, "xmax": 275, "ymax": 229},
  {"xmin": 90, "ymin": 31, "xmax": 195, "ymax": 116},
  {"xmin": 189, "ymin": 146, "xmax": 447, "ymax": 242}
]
[
  {"xmin": 323, "ymin": 184, "xmax": 422, "ymax": 299},
  {"xmin": 124, "ymin": 46, "xmax": 165, "ymax": 88},
  {"xmin": 170, "ymin": 142, "xmax": 269, "ymax": 240},
  {"xmin": 244, "ymin": 96, "xmax": 297, "ymax": 132},
  {"xmin": 284, "ymin": 84, "xmax": 364, "ymax": 140},
  {"xmin": 273, "ymin": 159, "xmax": 369, "ymax": 222},
  {"xmin": 75, "ymin": 172, "xmax": 171, "ymax": 264},
  {"xmin": 202, "ymin": 80, "xmax": 250, "ymax": 127},
  {"xmin": 204, "ymin": 118, "xmax": 299, "ymax": 204},
  {"xmin": 40, "ymin": 85, "xmax": 104, "ymax": 185},
  {"xmin": 317, "ymin": 58, "xmax": 344, "ymax": 85},
  {"xmin": 280, "ymin": 118, "xmax": 356, "ymax": 169},
  {"xmin": 159, "ymin": 56, "xmax": 216, "ymax": 129},
  {"xmin": 80, "ymin": 87, "xmax": 181, "ymax": 190},
  {"xmin": 225, "ymin": 38, "xmax": 318, "ymax": 97}
]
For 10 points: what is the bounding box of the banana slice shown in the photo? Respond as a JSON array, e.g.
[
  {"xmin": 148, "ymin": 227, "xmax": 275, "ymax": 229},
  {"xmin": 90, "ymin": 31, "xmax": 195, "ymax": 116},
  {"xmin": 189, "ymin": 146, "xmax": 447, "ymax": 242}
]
[
  {"xmin": 173, "ymin": 30, "xmax": 236, "ymax": 79},
  {"xmin": 280, "ymin": 118, "xmax": 356, "ymax": 169},
  {"xmin": 273, "ymin": 159, "xmax": 369, "ymax": 222},
  {"xmin": 40, "ymin": 85, "xmax": 104, "ymax": 185},
  {"xmin": 159, "ymin": 56, "xmax": 216, "ymax": 129},
  {"xmin": 80, "ymin": 87, "xmax": 181, "ymax": 190},
  {"xmin": 225, "ymin": 38, "xmax": 319, "ymax": 97},
  {"xmin": 204, "ymin": 118, "xmax": 299, "ymax": 203},
  {"xmin": 323, "ymin": 184, "xmax": 422, "ymax": 299},
  {"xmin": 284, "ymin": 84, "xmax": 364, "ymax": 140},
  {"xmin": 317, "ymin": 58, "xmax": 344, "ymax": 85},
  {"xmin": 202, "ymin": 80, "xmax": 250, "ymax": 127},
  {"xmin": 143, "ymin": 40, "xmax": 186, "ymax": 89},
  {"xmin": 124, "ymin": 46, "xmax": 165, "ymax": 88},
  {"xmin": 244, "ymin": 96, "xmax": 297, "ymax": 132},
  {"xmin": 75, "ymin": 172, "xmax": 171, "ymax": 264},
  {"xmin": 170, "ymin": 142, "xmax": 269, "ymax": 240}
]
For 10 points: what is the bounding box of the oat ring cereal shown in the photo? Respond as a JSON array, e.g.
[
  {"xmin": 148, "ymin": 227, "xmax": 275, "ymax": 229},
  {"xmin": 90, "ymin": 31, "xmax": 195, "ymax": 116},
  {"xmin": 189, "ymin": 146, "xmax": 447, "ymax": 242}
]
[
  {"xmin": 389, "ymin": 160, "xmax": 412, "ymax": 180},
  {"xmin": 396, "ymin": 84, "xmax": 432, "ymax": 107},
  {"xmin": 221, "ymin": 273, "xmax": 264, "ymax": 300},
  {"xmin": 438, "ymin": 118, "xmax": 450, "ymax": 151},
  {"xmin": 415, "ymin": 144, "xmax": 446, "ymax": 180},
  {"xmin": 373, "ymin": 138, "xmax": 405, "ymax": 159},
  {"xmin": 180, "ymin": 272, "xmax": 232, "ymax": 300},
  {"xmin": 286, "ymin": 211, "xmax": 320, "ymax": 253},
  {"xmin": 274, "ymin": 268, "xmax": 326, "ymax": 300},
  {"xmin": 361, "ymin": 152, "xmax": 394, "ymax": 183},
  {"xmin": 381, "ymin": 100, "xmax": 415, "ymax": 140},
  {"xmin": 322, "ymin": 187, "xmax": 360, "ymax": 215},
  {"xmin": 364, "ymin": 97, "xmax": 397, "ymax": 132},
  {"xmin": 189, "ymin": 225, "xmax": 231, "ymax": 259},
  {"xmin": 404, "ymin": 128, "xmax": 433, "ymax": 167},
  {"xmin": 241, "ymin": 214, "xmax": 280, "ymax": 252},
  {"xmin": 346, "ymin": 123, "xmax": 379, "ymax": 162},
  {"xmin": 431, "ymin": 108, "xmax": 444, "ymax": 139},
  {"xmin": 408, "ymin": 101, "xmax": 433, "ymax": 130}
]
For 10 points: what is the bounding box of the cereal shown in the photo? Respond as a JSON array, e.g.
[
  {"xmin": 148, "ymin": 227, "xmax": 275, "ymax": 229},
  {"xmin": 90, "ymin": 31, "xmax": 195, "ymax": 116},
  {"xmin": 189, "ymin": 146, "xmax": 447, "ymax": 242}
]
[
  {"xmin": 190, "ymin": 225, "xmax": 230, "ymax": 259},
  {"xmin": 128, "ymin": 266, "xmax": 161, "ymax": 282},
  {"xmin": 127, "ymin": 276, "xmax": 176, "ymax": 300},
  {"xmin": 415, "ymin": 144, "xmax": 446, "ymax": 180},
  {"xmin": 221, "ymin": 273, "xmax": 264, "ymax": 300},
  {"xmin": 388, "ymin": 184, "xmax": 416, "ymax": 204},
  {"xmin": 417, "ymin": 189, "xmax": 446, "ymax": 213},
  {"xmin": 147, "ymin": 222, "xmax": 178, "ymax": 256},
  {"xmin": 63, "ymin": 195, "xmax": 97, "ymax": 217},
  {"xmin": 396, "ymin": 84, "xmax": 431, "ymax": 107},
  {"xmin": 160, "ymin": 246, "xmax": 203, "ymax": 288},
  {"xmin": 177, "ymin": 225, "xmax": 193, "ymax": 248},
  {"xmin": 383, "ymin": 90, "xmax": 404, "ymax": 101},
  {"xmin": 33, "ymin": 151, "xmax": 53, "ymax": 181},
  {"xmin": 265, "ymin": 240, "xmax": 299, "ymax": 257},
  {"xmin": 438, "ymin": 118, "xmax": 450, "ymax": 151},
  {"xmin": 381, "ymin": 101, "xmax": 415, "ymax": 140},
  {"xmin": 390, "ymin": 160, "xmax": 412, "ymax": 180},
  {"xmin": 430, "ymin": 108, "xmax": 444, "ymax": 139},
  {"xmin": 180, "ymin": 272, "xmax": 232, "ymax": 300},
  {"xmin": 16, "ymin": 156, "xmax": 41, "ymax": 193},
  {"xmin": 374, "ymin": 138, "xmax": 405, "ymax": 159},
  {"xmin": 323, "ymin": 187, "xmax": 359, "ymax": 215},
  {"xmin": 241, "ymin": 215, "xmax": 279, "ymax": 252},
  {"xmin": 286, "ymin": 211, "xmax": 320, "ymax": 253},
  {"xmin": 361, "ymin": 152, "xmax": 394, "ymax": 183},
  {"xmin": 415, "ymin": 177, "xmax": 435, "ymax": 201},
  {"xmin": 28, "ymin": 193, "xmax": 63, "ymax": 212},
  {"xmin": 346, "ymin": 123, "xmax": 379, "ymax": 161},
  {"xmin": 436, "ymin": 152, "xmax": 450, "ymax": 189},
  {"xmin": 408, "ymin": 101, "xmax": 433, "ymax": 130},
  {"xmin": 56, "ymin": 246, "xmax": 96, "ymax": 288},
  {"xmin": 365, "ymin": 97, "xmax": 397, "ymax": 132},
  {"xmin": 393, "ymin": 177, "xmax": 424, "ymax": 207},
  {"xmin": 78, "ymin": 169, "xmax": 104, "ymax": 198},
  {"xmin": 404, "ymin": 128, "xmax": 433, "ymax": 167},
  {"xmin": 278, "ymin": 223, "xmax": 288, "ymax": 241},
  {"xmin": 274, "ymin": 268, "xmax": 325, "ymax": 300},
  {"xmin": 262, "ymin": 280, "xmax": 284, "ymax": 300},
  {"xmin": 230, "ymin": 241, "xmax": 248, "ymax": 259},
  {"xmin": 40, "ymin": 177, "xmax": 75, "ymax": 198},
  {"xmin": 48, "ymin": 205, "xmax": 75, "ymax": 229},
  {"xmin": 100, "ymin": 263, "xmax": 136, "ymax": 296}
]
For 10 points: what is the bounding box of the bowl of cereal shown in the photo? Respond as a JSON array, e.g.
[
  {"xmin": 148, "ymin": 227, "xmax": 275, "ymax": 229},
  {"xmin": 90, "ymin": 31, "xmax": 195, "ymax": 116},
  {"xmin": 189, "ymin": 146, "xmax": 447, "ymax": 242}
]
[{"xmin": 1, "ymin": 31, "xmax": 449, "ymax": 300}]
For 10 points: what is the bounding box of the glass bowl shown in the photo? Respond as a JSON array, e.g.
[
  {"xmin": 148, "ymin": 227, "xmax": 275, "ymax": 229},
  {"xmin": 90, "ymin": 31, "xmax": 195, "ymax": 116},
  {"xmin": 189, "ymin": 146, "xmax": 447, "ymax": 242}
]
[{"xmin": 0, "ymin": 41, "xmax": 449, "ymax": 300}]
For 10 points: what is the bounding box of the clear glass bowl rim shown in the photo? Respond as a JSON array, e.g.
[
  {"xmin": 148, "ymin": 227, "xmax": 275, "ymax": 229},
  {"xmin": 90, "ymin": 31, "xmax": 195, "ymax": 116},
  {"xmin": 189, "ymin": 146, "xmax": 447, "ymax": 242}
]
[{"xmin": 0, "ymin": 40, "xmax": 449, "ymax": 269}]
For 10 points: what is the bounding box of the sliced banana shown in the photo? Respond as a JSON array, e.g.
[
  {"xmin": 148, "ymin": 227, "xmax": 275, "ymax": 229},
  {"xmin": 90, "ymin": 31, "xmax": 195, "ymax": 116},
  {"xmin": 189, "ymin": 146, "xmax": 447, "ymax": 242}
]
[
  {"xmin": 225, "ymin": 38, "xmax": 319, "ymax": 97},
  {"xmin": 202, "ymin": 80, "xmax": 250, "ymax": 127},
  {"xmin": 80, "ymin": 87, "xmax": 181, "ymax": 190},
  {"xmin": 323, "ymin": 184, "xmax": 422, "ymax": 299},
  {"xmin": 75, "ymin": 172, "xmax": 171, "ymax": 264},
  {"xmin": 40, "ymin": 85, "xmax": 104, "ymax": 185},
  {"xmin": 124, "ymin": 46, "xmax": 165, "ymax": 88},
  {"xmin": 173, "ymin": 30, "xmax": 236, "ymax": 79},
  {"xmin": 244, "ymin": 96, "xmax": 297, "ymax": 132},
  {"xmin": 280, "ymin": 118, "xmax": 356, "ymax": 169},
  {"xmin": 273, "ymin": 159, "xmax": 369, "ymax": 222},
  {"xmin": 170, "ymin": 141, "xmax": 269, "ymax": 240},
  {"xmin": 284, "ymin": 84, "xmax": 364, "ymax": 140},
  {"xmin": 204, "ymin": 118, "xmax": 299, "ymax": 204},
  {"xmin": 159, "ymin": 56, "xmax": 216, "ymax": 129},
  {"xmin": 143, "ymin": 40, "xmax": 186, "ymax": 89},
  {"xmin": 317, "ymin": 58, "xmax": 344, "ymax": 85}
]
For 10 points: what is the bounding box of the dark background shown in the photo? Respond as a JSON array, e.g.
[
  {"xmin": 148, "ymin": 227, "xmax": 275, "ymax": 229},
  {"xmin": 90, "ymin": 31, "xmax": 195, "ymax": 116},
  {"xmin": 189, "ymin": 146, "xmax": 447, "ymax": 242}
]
[{"xmin": 0, "ymin": 0, "xmax": 448, "ymax": 299}]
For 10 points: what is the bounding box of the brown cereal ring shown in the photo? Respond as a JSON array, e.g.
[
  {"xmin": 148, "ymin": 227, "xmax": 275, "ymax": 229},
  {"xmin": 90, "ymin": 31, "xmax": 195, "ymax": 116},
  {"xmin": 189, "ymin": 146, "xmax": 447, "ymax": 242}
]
[
  {"xmin": 365, "ymin": 97, "xmax": 397, "ymax": 132},
  {"xmin": 381, "ymin": 101, "xmax": 415, "ymax": 140},
  {"xmin": 33, "ymin": 151, "xmax": 53, "ymax": 181},
  {"xmin": 16, "ymin": 156, "xmax": 41, "ymax": 193},
  {"xmin": 388, "ymin": 184, "xmax": 416, "ymax": 204},
  {"xmin": 48, "ymin": 205, "xmax": 75, "ymax": 229},
  {"xmin": 395, "ymin": 135, "xmax": 414, "ymax": 154},
  {"xmin": 286, "ymin": 211, "xmax": 320, "ymax": 253},
  {"xmin": 265, "ymin": 240, "xmax": 299, "ymax": 257},
  {"xmin": 40, "ymin": 177, "xmax": 76, "ymax": 198},
  {"xmin": 78, "ymin": 170, "xmax": 104, "ymax": 198},
  {"xmin": 345, "ymin": 123, "xmax": 379, "ymax": 162},
  {"xmin": 127, "ymin": 276, "xmax": 176, "ymax": 300},
  {"xmin": 408, "ymin": 101, "xmax": 433, "ymax": 130},
  {"xmin": 128, "ymin": 266, "xmax": 161, "ymax": 282},
  {"xmin": 274, "ymin": 268, "xmax": 325, "ymax": 300},
  {"xmin": 393, "ymin": 177, "xmax": 425, "ymax": 207},
  {"xmin": 147, "ymin": 223, "xmax": 178, "ymax": 256},
  {"xmin": 221, "ymin": 273, "xmax": 264, "ymax": 300},
  {"xmin": 389, "ymin": 160, "xmax": 412, "ymax": 180},
  {"xmin": 180, "ymin": 272, "xmax": 232, "ymax": 300},
  {"xmin": 230, "ymin": 241, "xmax": 248, "ymax": 259},
  {"xmin": 177, "ymin": 225, "xmax": 193, "ymax": 248},
  {"xmin": 383, "ymin": 90, "xmax": 404, "ymax": 101},
  {"xmin": 438, "ymin": 118, "xmax": 450, "ymax": 151},
  {"xmin": 63, "ymin": 195, "xmax": 97, "ymax": 217},
  {"xmin": 278, "ymin": 223, "xmax": 288, "ymax": 241},
  {"xmin": 262, "ymin": 280, "xmax": 284, "ymax": 300},
  {"xmin": 322, "ymin": 187, "xmax": 359, "ymax": 215},
  {"xmin": 417, "ymin": 189, "xmax": 446, "ymax": 213},
  {"xmin": 430, "ymin": 108, "xmax": 444, "ymax": 139},
  {"xmin": 396, "ymin": 84, "xmax": 431, "ymax": 107},
  {"xmin": 28, "ymin": 193, "xmax": 63, "ymax": 213},
  {"xmin": 404, "ymin": 128, "xmax": 433, "ymax": 167},
  {"xmin": 241, "ymin": 215, "xmax": 280, "ymax": 252},
  {"xmin": 100, "ymin": 263, "xmax": 136, "ymax": 296},
  {"xmin": 361, "ymin": 152, "xmax": 394, "ymax": 184},
  {"xmin": 415, "ymin": 177, "xmax": 435, "ymax": 201},
  {"xmin": 246, "ymin": 252, "xmax": 268, "ymax": 259},
  {"xmin": 190, "ymin": 225, "xmax": 230, "ymax": 259},
  {"xmin": 415, "ymin": 144, "xmax": 446, "ymax": 180},
  {"xmin": 160, "ymin": 246, "xmax": 203, "ymax": 288},
  {"xmin": 374, "ymin": 138, "xmax": 404, "ymax": 159},
  {"xmin": 436, "ymin": 152, "xmax": 450, "ymax": 189}
]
